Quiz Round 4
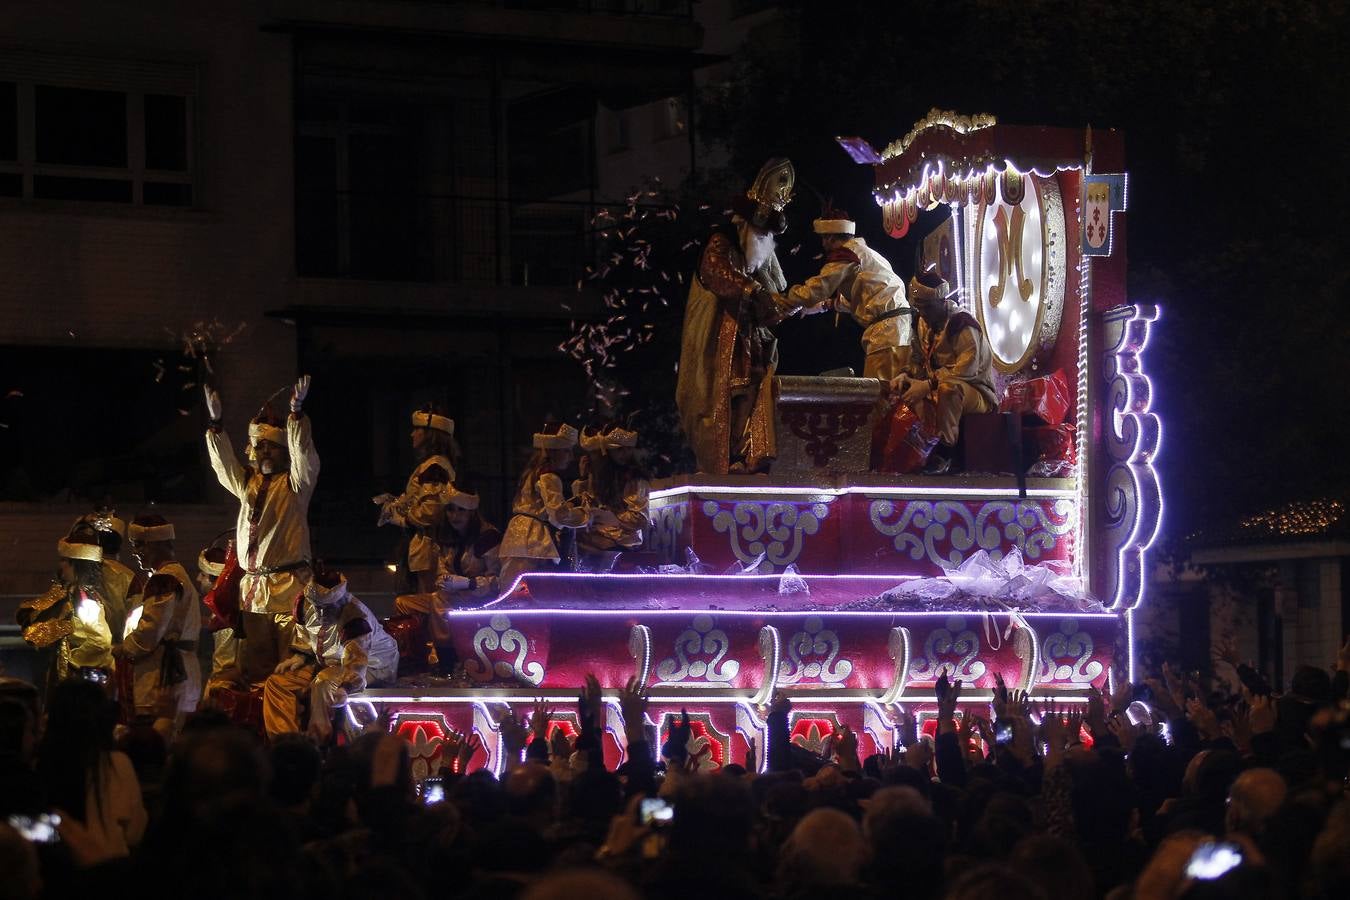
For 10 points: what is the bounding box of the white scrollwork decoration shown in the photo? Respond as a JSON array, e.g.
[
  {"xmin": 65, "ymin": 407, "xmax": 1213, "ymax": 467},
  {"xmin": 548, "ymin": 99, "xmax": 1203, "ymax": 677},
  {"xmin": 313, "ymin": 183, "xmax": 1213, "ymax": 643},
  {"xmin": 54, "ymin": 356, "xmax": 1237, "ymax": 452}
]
[
  {"xmin": 909, "ymin": 616, "xmax": 987, "ymax": 682},
  {"xmin": 465, "ymin": 615, "xmax": 544, "ymax": 686},
  {"xmin": 654, "ymin": 614, "xmax": 740, "ymax": 685},
  {"xmin": 778, "ymin": 616, "xmax": 853, "ymax": 685},
  {"xmin": 1039, "ymin": 619, "xmax": 1103, "ymax": 684},
  {"xmin": 870, "ymin": 499, "xmax": 1075, "ymax": 568},
  {"xmin": 646, "ymin": 503, "xmax": 687, "ymax": 563},
  {"xmin": 702, "ymin": 500, "xmax": 829, "ymax": 573},
  {"xmin": 1101, "ymin": 304, "xmax": 1162, "ymax": 610}
]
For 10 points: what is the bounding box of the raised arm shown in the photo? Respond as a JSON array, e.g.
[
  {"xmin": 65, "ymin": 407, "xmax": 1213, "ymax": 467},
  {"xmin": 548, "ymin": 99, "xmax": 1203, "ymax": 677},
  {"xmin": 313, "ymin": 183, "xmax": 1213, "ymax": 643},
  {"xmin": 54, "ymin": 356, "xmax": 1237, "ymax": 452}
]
[{"xmin": 204, "ymin": 385, "xmax": 249, "ymax": 501}]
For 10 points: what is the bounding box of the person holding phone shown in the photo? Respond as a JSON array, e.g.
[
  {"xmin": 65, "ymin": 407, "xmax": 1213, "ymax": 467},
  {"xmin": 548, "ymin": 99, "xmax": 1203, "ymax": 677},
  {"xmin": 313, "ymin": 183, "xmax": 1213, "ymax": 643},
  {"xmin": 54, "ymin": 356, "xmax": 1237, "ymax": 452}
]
[{"xmin": 34, "ymin": 679, "xmax": 146, "ymax": 860}]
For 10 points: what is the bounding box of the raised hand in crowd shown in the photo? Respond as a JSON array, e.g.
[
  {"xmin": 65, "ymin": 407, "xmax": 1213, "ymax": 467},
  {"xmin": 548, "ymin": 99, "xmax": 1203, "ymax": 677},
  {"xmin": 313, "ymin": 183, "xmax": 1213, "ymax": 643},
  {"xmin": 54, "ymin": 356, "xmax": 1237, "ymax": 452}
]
[
  {"xmin": 935, "ymin": 670, "xmax": 963, "ymax": 734},
  {"xmin": 833, "ymin": 723, "xmax": 861, "ymax": 773},
  {"xmin": 1107, "ymin": 712, "xmax": 1144, "ymax": 753},
  {"xmin": 1184, "ymin": 696, "xmax": 1222, "ymax": 742},
  {"xmin": 494, "ymin": 705, "xmax": 531, "ymax": 769},
  {"xmin": 530, "ymin": 697, "xmax": 554, "ymax": 744},
  {"xmin": 993, "ymin": 670, "xmax": 1010, "ymax": 719},
  {"xmin": 895, "ymin": 704, "xmax": 918, "ymax": 750},
  {"xmin": 617, "ymin": 675, "xmax": 648, "ymax": 750},
  {"xmin": 1085, "ymin": 685, "xmax": 1108, "ymax": 741}
]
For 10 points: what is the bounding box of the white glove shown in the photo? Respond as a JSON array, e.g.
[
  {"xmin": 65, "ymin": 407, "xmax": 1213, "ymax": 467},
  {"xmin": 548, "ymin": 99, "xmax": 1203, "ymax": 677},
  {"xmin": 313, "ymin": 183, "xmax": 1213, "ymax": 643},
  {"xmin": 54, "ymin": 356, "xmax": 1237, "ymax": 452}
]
[
  {"xmin": 290, "ymin": 374, "xmax": 311, "ymax": 413},
  {"xmin": 437, "ymin": 574, "xmax": 473, "ymax": 593},
  {"xmin": 274, "ymin": 654, "xmax": 307, "ymax": 675},
  {"xmin": 204, "ymin": 385, "xmax": 223, "ymax": 421},
  {"xmin": 901, "ymin": 378, "xmax": 932, "ymax": 407}
]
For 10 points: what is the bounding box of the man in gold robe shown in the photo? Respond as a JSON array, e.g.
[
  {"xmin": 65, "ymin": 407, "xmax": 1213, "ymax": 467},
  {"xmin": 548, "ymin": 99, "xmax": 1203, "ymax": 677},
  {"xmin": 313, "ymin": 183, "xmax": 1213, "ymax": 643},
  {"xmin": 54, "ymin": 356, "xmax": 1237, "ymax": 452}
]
[
  {"xmin": 890, "ymin": 270, "xmax": 997, "ymax": 473},
  {"xmin": 676, "ymin": 158, "xmax": 796, "ymax": 474}
]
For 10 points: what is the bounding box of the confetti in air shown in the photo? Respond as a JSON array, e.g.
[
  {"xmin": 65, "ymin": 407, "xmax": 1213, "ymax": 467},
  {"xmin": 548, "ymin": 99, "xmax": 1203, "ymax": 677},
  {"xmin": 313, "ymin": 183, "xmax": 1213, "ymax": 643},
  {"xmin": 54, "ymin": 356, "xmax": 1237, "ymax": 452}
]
[
  {"xmin": 156, "ymin": 319, "xmax": 249, "ymax": 416},
  {"xmin": 561, "ymin": 176, "xmax": 727, "ymax": 419}
]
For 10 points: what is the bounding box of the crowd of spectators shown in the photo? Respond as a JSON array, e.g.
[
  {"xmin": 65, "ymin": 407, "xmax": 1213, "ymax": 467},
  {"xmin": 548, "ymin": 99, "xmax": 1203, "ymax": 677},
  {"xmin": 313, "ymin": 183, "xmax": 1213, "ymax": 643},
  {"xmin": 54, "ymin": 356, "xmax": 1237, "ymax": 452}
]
[{"xmin": 1, "ymin": 642, "xmax": 1347, "ymax": 900}]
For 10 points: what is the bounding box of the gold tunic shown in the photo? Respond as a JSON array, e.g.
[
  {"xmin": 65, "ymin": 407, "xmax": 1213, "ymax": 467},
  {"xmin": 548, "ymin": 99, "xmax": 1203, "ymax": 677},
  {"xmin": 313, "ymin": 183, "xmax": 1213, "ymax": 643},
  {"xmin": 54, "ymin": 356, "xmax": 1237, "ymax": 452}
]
[
  {"xmin": 121, "ymin": 561, "xmax": 202, "ymax": 717},
  {"xmin": 205, "ymin": 415, "xmax": 319, "ymax": 615},
  {"xmin": 676, "ymin": 229, "xmax": 785, "ymax": 474},
  {"xmin": 383, "ymin": 454, "xmax": 455, "ymax": 574}
]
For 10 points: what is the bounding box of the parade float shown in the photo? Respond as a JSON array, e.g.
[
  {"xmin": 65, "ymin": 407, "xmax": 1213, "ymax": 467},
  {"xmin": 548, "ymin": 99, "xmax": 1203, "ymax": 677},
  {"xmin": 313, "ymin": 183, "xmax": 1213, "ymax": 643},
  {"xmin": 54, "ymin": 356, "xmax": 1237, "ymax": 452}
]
[{"xmin": 361, "ymin": 112, "xmax": 1160, "ymax": 778}]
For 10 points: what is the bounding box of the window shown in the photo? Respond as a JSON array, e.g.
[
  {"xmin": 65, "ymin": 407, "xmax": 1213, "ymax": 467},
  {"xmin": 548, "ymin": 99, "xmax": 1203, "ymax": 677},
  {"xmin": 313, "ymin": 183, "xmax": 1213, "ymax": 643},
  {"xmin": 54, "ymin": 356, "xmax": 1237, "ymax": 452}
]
[
  {"xmin": 295, "ymin": 96, "xmax": 430, "ymax": 280},
  {"xmin": 0, "ymin": 53, "xmax": 197, "ymax": 207},
  {"xmin": 0, "ymin": 346, "xmax": 208, "ymax": 503}
]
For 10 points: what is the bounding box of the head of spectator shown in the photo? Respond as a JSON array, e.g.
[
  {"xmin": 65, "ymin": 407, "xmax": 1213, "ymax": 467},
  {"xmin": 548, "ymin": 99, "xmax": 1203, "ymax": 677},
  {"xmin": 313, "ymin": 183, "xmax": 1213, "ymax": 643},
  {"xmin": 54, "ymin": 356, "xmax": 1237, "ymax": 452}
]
[
  {"xmin": 668, "ymin": 772, "xmax": 755, "ymax": 860},
  {"xmin": 1308, "ymin": 799, "xmax": 1350, "ymax": 900},
  {"xmin": 269, "ymin": 733, "xmax": 321, "ymax": 812},
  {"xmin": 863, "ymin": 787, "xmax": 946, "ymax": 900},
  {"xmin": 1010, "ymin": 834, "xmax": 1094, "ymax": 900},
  {"xmin": 522, "ymin": 870, "xmax": 639, "ymax": 900},
  {"xmin": 1224, "ymin": 768, "xmax": 1286, "ymax": 838},
  {"xmin": 943, "ymin": 862, "xmax": 1049, "ymax": 900},
  {"xmin": 34, "ymin": 678, "xmax": 117, "ymax": 825},
  {"xmin": 155, "ymin": 726, "xmax": 270, "ymax": 838},
  {"xmin": 775, "ymin": 807, "xmax": 867, "ymax": 896}
]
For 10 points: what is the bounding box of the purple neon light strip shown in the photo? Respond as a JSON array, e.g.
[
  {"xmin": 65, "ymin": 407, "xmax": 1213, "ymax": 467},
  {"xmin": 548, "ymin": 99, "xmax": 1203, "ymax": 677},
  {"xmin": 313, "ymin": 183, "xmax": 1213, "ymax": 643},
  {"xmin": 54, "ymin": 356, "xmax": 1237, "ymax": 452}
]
[{"xmin": 1108, "ymin": 304, "xmax": 1163, "ymax": 610}]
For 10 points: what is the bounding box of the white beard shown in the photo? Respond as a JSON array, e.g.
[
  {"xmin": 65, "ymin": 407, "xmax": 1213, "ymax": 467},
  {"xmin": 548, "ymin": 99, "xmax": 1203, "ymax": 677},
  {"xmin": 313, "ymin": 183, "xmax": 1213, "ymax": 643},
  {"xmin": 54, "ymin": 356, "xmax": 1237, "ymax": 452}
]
[
  {"xmin": 740, "ymin": 223, "xmax": 776, "ymax": 274},
  {"xmin": 260, "ymin": 460, "xmax": 278, "ymax": 475}
]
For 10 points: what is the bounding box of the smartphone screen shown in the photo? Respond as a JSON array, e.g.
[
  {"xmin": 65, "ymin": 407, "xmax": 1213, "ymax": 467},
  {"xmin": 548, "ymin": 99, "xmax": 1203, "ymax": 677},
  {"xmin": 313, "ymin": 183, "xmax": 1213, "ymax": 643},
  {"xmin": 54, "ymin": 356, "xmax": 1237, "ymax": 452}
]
[
  {"xmin": 7, "ymin": 813, "xmax": 61, "ymax": 844},
  {"xmin": 1185, "ymin": 841, "xmax": 1242, "ymax": 880},
  {"xmin": 995, "ymin": 723, "xmax": 1014, "ymax": 745},
  {"xmin": 639, "ymin": 797, "xmax": 673, "ymax": 827},
  {"xmin": 422, "ymin": 779, "xmax": 445, "ymax": 805}
]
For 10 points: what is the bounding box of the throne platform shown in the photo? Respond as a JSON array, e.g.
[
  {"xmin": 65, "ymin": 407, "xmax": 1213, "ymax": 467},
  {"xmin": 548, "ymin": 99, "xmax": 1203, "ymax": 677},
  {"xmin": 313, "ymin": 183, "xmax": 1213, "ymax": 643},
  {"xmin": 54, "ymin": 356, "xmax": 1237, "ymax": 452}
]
[{"xmin": 360, "ymin": 117, "xmax": 1160, "ymax": 778}]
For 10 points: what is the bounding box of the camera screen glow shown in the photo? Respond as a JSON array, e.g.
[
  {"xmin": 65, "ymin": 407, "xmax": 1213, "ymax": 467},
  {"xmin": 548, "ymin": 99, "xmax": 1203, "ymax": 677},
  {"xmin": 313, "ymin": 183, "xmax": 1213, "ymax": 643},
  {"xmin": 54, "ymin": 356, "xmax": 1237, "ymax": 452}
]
[{"xmin": 1186, "ymin": 843, "xmax": 1242, "ymax": 880}]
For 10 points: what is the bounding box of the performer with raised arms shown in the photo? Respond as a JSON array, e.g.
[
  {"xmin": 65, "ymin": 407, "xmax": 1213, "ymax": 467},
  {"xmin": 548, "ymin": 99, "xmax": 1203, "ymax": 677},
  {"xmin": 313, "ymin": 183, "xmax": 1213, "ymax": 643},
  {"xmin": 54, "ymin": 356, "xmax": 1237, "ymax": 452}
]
[{"xmin": 203, "ymin": 376, "xmax": 318, "ymax": 679}]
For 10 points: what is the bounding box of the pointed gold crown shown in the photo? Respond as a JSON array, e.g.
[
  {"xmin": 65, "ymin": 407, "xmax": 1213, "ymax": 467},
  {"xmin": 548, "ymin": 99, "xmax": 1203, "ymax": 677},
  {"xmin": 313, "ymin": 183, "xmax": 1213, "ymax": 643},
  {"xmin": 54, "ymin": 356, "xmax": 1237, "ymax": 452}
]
[{"xmin": 747, "ymin": 157, "xmax": 795, "ymax": 212}]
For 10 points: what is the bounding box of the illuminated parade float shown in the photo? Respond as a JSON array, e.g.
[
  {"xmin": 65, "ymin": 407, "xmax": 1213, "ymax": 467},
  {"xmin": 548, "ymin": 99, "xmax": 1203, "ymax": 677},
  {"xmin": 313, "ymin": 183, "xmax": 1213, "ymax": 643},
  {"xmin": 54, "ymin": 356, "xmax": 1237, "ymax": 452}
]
[{"xmin": 364, "ymin": 113, "xmax": 1161, "ymax": 777}]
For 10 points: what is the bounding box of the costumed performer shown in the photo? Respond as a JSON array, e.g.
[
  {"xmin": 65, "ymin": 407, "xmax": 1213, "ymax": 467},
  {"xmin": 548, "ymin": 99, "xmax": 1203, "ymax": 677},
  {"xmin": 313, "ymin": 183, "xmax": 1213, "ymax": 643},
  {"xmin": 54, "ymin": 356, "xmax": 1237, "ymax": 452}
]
[
  {"xmin": 76, "ymin": 510, "xmax": 135, "ymax": 644},
  {"xmin": 393, "ymin": 485, "xmax": 502, "ymax": 673},
  {"xmin": 114, "ymin": 514, "xmax": 201, "ymax": 741},
  {"xmin": 890, "ymin": 269, "xmax": 997, "ymax": 473},
  {"xmin": 263, "ymin": 569, "xmax": 398, "ymax": 742},
  {"xmin": 196, "ymin": 543, "xmax": 247, "ymax": 698},
  {"xmin": 16, "ymin": 531, "xmax": 114, "ymax": 698},
  {"xmin": 203, "ymin": 376, "xmax": 318, "ymax": 680},
  {"xmin": 372, "ymin": 405, "xmax": 458, "ymax": 592},
  {"xmin": 498, "ymin": 422, "xmax": 589, "ymax": 592},
  {"xmin": 573, "ymin": 422, "xmax": 649, "ymax": 572},
  {"xmin": 776, "ymin": 207, "xmax": 911, "ymax": 382},
  {"xmin": 676, "ymin": 157, "xmax": 796, "ymax": 474}
]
